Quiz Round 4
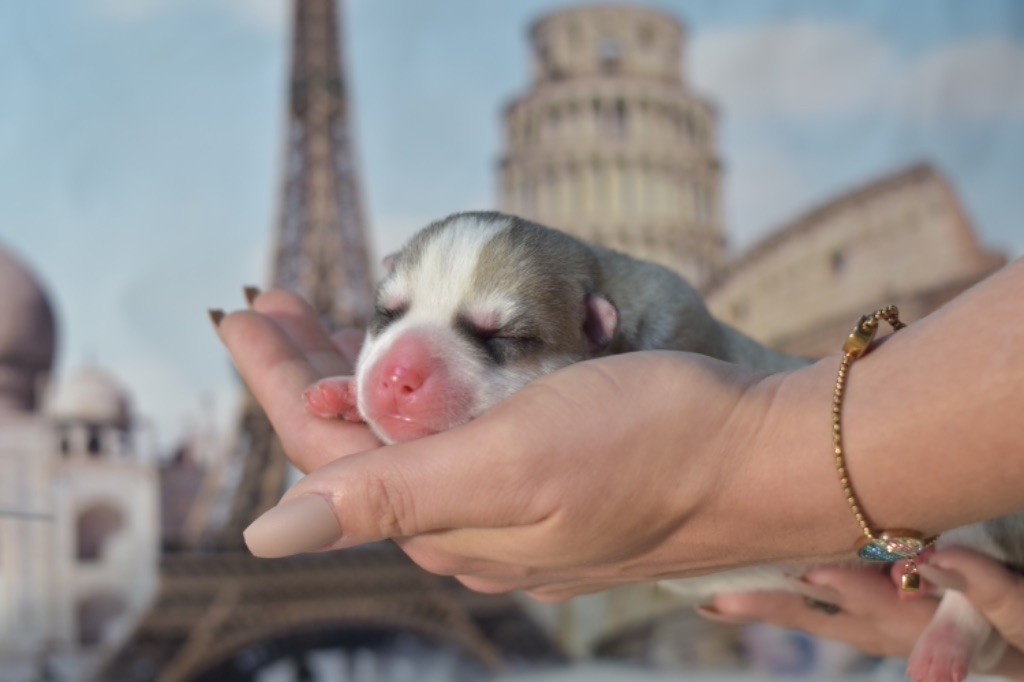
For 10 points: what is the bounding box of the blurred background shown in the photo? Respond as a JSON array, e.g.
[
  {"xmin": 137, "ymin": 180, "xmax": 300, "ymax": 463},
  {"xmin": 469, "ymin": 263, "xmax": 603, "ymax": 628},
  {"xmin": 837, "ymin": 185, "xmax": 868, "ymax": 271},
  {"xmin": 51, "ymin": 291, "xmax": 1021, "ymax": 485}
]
[{"xmin": 0, "ymin": 0, "xmax": 1021, "ymax": 680}]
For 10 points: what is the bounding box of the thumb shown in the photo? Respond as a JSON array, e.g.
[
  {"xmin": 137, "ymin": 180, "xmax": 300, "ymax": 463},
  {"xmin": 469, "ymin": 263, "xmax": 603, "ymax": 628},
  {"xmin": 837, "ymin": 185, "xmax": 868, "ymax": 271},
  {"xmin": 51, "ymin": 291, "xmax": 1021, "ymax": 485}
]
[
  {"xmin": 242, "ymin": 417, "xmax": 537, "ymax": 557},
  {"xmin": 926, "ymin": 547, "xmax": 1024, "ymax": 648}
]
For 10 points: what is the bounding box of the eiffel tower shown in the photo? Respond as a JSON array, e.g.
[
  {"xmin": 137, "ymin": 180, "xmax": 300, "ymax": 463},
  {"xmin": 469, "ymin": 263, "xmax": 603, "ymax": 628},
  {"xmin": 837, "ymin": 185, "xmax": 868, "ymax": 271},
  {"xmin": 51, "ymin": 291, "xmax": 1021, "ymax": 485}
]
[
  {"xmin": 104, "ymin": 2, "xmax": 559, "ymax": 679},
  {"xmin": 197, "ymin": 0, "xmax": 379, "ymax": 552}
]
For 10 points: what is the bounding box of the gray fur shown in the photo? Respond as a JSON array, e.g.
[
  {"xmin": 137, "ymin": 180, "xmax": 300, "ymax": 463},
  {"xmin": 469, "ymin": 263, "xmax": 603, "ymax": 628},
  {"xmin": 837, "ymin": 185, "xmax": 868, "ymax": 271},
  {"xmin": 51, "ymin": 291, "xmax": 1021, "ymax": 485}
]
[
  {"xmin": 588, "ymin": 242, "xmax": 805, "ymax": 371},
  {"xmin": 391, "ymin": 211, "xmax": 804, "ymax": 372}
]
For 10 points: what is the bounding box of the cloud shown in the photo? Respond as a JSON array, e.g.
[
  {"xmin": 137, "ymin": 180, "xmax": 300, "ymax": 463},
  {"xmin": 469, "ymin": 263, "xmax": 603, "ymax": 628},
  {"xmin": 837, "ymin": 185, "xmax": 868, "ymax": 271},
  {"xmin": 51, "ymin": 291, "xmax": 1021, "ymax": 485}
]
[
  {"xmin": 691, "ymin": 23, "xmax": 1024, "ymax": 122},
  {"xmin": 900, "ymin": 39, "xmax": 1024, "ymax": 121},
  {"xmin": 691, "ymin": 22, "xmax": 893, "ymax": 119}
]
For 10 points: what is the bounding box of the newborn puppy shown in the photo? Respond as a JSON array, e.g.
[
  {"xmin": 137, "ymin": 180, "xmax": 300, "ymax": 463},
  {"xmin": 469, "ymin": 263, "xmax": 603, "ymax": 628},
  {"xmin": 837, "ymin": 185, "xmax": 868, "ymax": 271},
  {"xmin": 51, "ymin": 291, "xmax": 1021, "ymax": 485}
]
[
  {"xmin": 303, "ymin": 211, "xmax": 1022, "ymax": 682},
  {"xmin": 304, "ymin": 211, "xmax": 802, "ymax": 442}
]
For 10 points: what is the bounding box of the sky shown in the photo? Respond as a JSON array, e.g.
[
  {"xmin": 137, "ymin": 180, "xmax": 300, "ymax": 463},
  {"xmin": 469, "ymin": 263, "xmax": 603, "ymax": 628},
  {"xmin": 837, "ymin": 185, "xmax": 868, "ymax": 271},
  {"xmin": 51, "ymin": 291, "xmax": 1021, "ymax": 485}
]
[{"xmin": 1, "ymin": 0, "xmax": 1022, "ymax": 453}]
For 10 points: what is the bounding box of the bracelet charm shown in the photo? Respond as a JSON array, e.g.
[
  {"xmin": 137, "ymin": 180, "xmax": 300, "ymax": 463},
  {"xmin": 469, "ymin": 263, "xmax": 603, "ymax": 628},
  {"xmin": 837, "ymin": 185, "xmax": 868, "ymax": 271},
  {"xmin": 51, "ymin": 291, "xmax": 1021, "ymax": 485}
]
[{"xmin": 857, "ymin": 531, "xmax": 926, "ymax": 562}]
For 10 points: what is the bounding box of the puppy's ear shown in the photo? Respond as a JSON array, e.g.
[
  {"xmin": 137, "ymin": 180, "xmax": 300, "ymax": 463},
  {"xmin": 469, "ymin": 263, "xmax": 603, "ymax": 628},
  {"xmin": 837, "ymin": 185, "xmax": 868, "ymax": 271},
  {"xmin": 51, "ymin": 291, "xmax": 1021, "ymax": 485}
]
[
  {"xmin": 381, "ymin": 253, "xmax": 398, "ymax": 275},
  {"xmin": 583, "ymin": 293, "xmax": 618, "ymax": 354}
]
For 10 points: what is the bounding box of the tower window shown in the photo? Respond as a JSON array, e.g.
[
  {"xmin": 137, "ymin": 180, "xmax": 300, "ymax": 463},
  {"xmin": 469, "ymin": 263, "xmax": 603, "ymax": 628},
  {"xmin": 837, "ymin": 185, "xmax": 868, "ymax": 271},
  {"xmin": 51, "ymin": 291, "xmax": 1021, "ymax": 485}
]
[
  {"xmin": 831, "ymin": 249, "xmax": 847, "ymax": 275},
  {"xmin": 614, "ymin": 98, "xmax": 628, "ymax": 139}
]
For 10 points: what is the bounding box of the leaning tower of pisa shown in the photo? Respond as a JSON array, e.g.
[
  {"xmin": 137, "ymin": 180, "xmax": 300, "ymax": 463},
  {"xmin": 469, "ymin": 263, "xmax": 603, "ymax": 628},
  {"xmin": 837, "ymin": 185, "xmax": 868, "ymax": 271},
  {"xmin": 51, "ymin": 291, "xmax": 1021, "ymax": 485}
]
[{"xmin": 500, "ymin": 4, "xmax": 725, "ymax": 287}]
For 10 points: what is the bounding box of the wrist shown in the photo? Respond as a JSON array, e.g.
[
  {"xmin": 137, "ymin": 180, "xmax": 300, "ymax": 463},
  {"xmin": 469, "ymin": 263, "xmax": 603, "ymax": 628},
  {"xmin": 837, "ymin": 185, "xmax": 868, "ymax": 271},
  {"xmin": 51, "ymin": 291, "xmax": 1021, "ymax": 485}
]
[{"xmin": 727, "ymin": 357, "xmax": 865, "ymax": 565}]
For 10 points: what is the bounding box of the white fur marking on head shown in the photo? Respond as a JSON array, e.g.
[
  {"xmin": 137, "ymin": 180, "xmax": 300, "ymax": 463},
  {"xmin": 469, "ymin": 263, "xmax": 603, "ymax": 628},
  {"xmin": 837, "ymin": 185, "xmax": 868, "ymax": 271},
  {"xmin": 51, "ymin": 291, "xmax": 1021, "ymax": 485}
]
[
  {"xmin": 409, "ymin": 215, "xmax": 512, "ymax": 319},
  {"xmin": 356, "ymin": 216, "xmax": 516, "ymax": 432},
  {"xmin": 377, "ymin": 216, "xmax": 513, "ymax": 323}
]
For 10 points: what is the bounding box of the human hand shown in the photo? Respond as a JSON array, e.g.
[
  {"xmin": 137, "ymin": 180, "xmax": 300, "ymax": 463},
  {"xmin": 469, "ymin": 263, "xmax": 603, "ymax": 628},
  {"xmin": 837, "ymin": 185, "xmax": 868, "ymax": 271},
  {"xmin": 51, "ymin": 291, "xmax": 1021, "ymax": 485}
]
[
  {"xmin": 214, "ymin": 288, "xmax": 382, "ymax": 473},
  {"xmin": 700, "ymin": 548, "xmax": 1024, "ymax": 679},
  {"xmin": 224, "ymin": 304, "xmax": 859, "ymax": 604},
  {"xmin": 216, "ymin": 287, "xmax": 870, "ymax": 601}
]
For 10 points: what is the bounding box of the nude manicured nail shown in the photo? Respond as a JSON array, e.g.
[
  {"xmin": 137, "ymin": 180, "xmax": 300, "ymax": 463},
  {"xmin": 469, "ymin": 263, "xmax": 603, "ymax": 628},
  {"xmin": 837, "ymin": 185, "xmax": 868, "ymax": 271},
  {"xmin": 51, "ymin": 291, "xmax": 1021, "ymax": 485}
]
[
  {"xmin": 785, "ymin": 577, "xmax": 845, "ymax": 606},
  {"xmin": 243, "ymin": 495, "xmax": 341, "ymax": 558},
  {"xmin": 694, "ymin": 605, "xmax": 755, "ymax": 625},
  {"xmin": 243, "ymin": 285, "xmax": 260, "ymax": 306},
  {"xmin": 918, "ymin": 564, "xmax": 968, "ymax": 592}
]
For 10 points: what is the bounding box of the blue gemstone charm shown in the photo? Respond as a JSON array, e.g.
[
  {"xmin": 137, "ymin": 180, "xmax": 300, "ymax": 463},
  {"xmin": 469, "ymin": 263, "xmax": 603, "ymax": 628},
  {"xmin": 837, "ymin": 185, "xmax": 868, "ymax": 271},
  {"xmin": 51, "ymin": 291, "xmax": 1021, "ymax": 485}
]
[
  {"xmin": 857, "ymin": 535, "xmax": 925, "ymax": 562},
  {"xmin": 858, "ymin": 541, "xmax": 902, "ymax": 562}
]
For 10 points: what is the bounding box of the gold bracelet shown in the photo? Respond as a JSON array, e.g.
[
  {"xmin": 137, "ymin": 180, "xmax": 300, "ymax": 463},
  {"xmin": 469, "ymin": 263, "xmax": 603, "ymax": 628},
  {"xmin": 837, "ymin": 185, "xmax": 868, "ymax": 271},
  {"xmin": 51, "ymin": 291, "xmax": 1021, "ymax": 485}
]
[{"xmin": 834, "ymin": 305, "xmax": 937, "ymax": 592}]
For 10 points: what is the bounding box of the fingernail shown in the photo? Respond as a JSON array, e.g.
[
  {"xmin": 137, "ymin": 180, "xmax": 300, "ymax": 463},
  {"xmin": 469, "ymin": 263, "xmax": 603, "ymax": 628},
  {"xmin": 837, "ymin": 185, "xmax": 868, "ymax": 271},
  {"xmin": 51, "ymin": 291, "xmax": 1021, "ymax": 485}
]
[
  {"xmin": 243, "ymin": 495, "xmax": 342, "ymax": 558},
  {"xmin": 244, "ymin": 285, "xmax": 260, "ymax": 306},
  {"xmin": 694, "ymin": 605, "xmax": 755, "ymax": 625},
  {"xmin": 803, "ymin": 596, "xmax": 842, "ymax": 614},
  {"xmin": 918, "ymin": 564, "xmax": 968, "ymax": 592},
  {"xmin": 208, "ymin": 309, "xmax": 225, "ymax": 327},
  {"xmin": 785, "ymin": 577, "xmax": 845, "ymax": 606}
]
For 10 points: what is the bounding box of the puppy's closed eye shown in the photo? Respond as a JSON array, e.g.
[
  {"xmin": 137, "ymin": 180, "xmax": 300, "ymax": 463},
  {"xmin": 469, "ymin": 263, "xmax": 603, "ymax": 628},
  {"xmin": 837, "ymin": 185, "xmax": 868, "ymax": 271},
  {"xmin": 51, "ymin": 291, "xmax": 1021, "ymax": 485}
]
[
  {"xmin": 456, "ymin": 317, "xmax": 540, "ymax": 364},
  {"xmin": 370, "ymin": 303, "xmax": 408, "ymax": 335}
]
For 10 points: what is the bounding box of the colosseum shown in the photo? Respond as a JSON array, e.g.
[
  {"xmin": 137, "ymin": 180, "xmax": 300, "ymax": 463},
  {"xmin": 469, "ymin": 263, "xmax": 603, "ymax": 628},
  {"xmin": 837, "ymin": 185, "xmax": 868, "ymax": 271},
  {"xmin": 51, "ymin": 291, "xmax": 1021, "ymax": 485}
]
[{"xmin": 706, "ymin": 164, "xmax": 1006, "ymax": 357}]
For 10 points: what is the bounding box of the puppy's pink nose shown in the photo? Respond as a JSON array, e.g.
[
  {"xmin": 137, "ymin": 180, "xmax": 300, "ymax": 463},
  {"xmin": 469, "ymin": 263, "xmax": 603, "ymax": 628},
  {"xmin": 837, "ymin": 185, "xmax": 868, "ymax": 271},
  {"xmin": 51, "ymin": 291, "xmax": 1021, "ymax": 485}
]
[{"xmin": 379, "ymin": 364, "xmax": 425, "ymax": 403}]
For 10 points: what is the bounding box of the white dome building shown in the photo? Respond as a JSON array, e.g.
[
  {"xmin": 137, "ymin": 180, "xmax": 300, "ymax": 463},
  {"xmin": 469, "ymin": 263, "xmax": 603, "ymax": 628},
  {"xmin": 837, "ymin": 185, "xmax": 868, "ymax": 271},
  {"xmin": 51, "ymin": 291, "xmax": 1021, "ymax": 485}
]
[
  {"xmin": 0, "ymin": 245, "xmax": 158, "ymax": 682},
  {"xmin": 47, "ymin": 366, "xmax": 133, "ymax": 428},
  {"xmin": 0, "ymin": 245, "xmax": 56, "ymax": 415}
]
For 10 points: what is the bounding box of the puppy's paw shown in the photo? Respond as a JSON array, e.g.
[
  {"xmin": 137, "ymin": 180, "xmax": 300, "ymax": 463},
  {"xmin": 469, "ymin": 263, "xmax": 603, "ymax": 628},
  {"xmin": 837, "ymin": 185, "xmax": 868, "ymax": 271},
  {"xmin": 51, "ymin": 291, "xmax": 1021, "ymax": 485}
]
[{"xmin": 303, "ymin": 376, "xmax": 362, "ymax": 421}]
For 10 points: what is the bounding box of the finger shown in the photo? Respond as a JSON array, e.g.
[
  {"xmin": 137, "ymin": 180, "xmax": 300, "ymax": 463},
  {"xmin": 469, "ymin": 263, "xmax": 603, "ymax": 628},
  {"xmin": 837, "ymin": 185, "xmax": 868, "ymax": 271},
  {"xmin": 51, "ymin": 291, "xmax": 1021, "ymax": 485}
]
[
  {"xmin": 803, "ymin": 566, "xmax": 908, "ymax": 616},
  {"xmin": 243, "ymin": 416, "xmax": 544, "ymax": 557},
  {"xmin": 250, "ymin": 289, "xmax": 353, "ymax": 376},
  {"xmin": 929, "ymin": 548, "xmax": 1024, "ymax": 647},
  {"xmin": 712, "ymin": 567, "xmax": 938, "ymax": 628},
  {"xmin": 216, "ymin": 309, "xmax": 379, "ymax": 472},
  {"xmin": 711, "ymin": 591, "xmax": 853, "ymax": 631},
  {"xmin": 711, "ymin": 589, "xmax": 936, "ymax": 659}
]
